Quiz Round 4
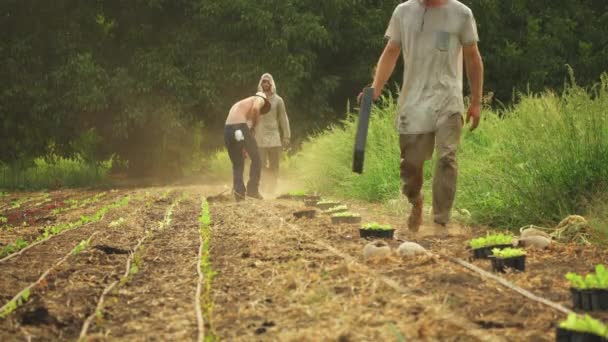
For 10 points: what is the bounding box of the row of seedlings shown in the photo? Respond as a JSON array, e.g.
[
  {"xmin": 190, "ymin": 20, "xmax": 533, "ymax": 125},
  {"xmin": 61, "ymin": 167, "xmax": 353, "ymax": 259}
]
[
  {"xmin": 0, "ymin": 231, "xmax": 100, "ymax": 319},
  {"xmin": 78, "ymin": 192, "xmax": 183, "ymax": 339},
  {"xmin": 196, "ymin": 198, "xmax": 216, "ymax": 342},
  {"xmin": 0, "ymin": 195, "xmax": 131, "ymax": 261}
]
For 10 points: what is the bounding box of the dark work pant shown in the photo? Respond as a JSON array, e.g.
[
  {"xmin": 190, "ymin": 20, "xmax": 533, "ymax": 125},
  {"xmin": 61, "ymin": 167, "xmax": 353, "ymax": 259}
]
[
  {"xmin": 259, "ymin": 146, "xmax": 281, "ymax": 193},
  {"xmin": 224, "ymin": 124, "xmax": 261, "ymax": 196}
]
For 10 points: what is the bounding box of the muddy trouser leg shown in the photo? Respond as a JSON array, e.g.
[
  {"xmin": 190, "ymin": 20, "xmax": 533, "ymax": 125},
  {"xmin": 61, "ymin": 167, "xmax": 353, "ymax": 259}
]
[
  {"xmin": 399, "ymin": 133, "xmax": 434, "ymax": 204},
  {"xmin": 258, "ymin": 147, "xmax": 269, "ymax": 192},
  {"xmin": 266, "ymin": 147, "xmax": 281, "ymax": 193},
  {"xmin": 243, "ymin": 128, "xmax": 261, "ymax": 195},
  {"xmin": 224, "ymin": 125, "xmax": 246, "ymax": 196},
  {"xmin": 432, "ymin": 113, "xmax": 463, "ymax": 225}
]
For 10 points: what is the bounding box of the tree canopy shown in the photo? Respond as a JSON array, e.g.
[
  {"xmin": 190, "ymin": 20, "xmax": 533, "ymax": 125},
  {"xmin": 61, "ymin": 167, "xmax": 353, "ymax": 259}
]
[{"xmin": 2, "ymin": 0, "xmax": 607, "ymax": 176}]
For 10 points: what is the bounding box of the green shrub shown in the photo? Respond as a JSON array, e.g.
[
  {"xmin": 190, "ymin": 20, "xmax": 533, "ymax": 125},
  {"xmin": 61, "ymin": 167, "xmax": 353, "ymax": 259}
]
[
  {"xmin": 291, "ymin": 73, "xmax": 608, "ymax": 230},
  {"xmin": 0, "ymin": 155, "xmax": 112, "ymax": 189}
]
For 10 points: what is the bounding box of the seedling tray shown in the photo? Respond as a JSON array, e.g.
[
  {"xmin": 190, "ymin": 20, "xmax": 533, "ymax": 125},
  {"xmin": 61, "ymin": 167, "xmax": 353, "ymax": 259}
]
[
  {"xmin": 490, "ymin": 255, "xmax": 526, "ymax": 273},
  {"xmin": 317, "ymin": 202, "xmax": 342, "ymax": 210},
  {"xmin": 331, "ymin": 216, "xmax": 361, "ymax": 224},
  {"xmin": 293, "ymin": 209, "xmax": 316, "ymax": 219},
  {"xmin": 472, "ymin": 244, "xmax": 513, "ymax": 259},
  {"xmin": 359, "ymin": 228, "xmax": 395, "ymax": 239},
  {"xmin": 324, "ymin": 208, "xmax": 348, "ymax": 215},
  {"xmin": 278, "ymin": 194, "xmax": 321, "ymax": 202},
  {"xmin": 556, "ymin": 327, "xmax": 608, "ymax": 342},
  {"xmin": 304, "ymin": 199, "xmax": 318, "ymax": 207},
  {"xmin": 570, "ymin": 288, "xmax": 608, "ymax": 311}
]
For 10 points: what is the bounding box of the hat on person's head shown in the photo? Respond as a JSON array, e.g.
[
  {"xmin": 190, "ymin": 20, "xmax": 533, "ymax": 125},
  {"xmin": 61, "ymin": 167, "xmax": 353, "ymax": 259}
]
[{"xmin": 255, "ymin": 92, "xmax": 271, "ymax": 114}]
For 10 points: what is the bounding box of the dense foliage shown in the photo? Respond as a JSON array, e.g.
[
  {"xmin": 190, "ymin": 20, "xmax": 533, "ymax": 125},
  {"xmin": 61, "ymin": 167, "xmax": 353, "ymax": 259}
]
[{"xmin": 2, "ymin": 1, "xmax": 607, "ymax": 177}]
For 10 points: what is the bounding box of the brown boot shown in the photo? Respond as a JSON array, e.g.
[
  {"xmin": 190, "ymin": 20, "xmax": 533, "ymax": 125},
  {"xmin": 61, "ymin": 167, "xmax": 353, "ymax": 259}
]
[{"xmin": 408, "ymin": 196, "xmax": 423, "ymax": 232}]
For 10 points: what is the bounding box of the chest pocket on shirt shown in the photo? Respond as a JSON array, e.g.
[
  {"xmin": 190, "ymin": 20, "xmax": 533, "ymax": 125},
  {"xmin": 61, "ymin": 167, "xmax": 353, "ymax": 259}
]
[{"xmin": 435, "ymin": 31, "xmax": 452, "ymax": 51}]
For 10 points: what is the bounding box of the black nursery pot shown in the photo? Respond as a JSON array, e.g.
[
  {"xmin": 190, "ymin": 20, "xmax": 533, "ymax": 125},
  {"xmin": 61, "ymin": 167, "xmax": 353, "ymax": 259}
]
[
  {"xmin": 359, "ymin": 228, "xmax": 395, "ymax": 239},
  {"xmin": 570, "ymin": 288, "xmax": 608, "ymax": 311},
  {"xmin": 490, "ymin": 255, "xmax": 526, "ymax": 273},
  {"xmin": 556, "ymin": 327, "xmax": 608, "ymax": 342},
  {"xmin": 293, "ymin": 209, "xmax": 316, "ymax": 219},
  {"xmin": 331, "ymin": 216, "xmax": 361, "ymax": 224},
  {"xmin": 472, "ymin": 244, "xmax": 513, "ymax": 259}
]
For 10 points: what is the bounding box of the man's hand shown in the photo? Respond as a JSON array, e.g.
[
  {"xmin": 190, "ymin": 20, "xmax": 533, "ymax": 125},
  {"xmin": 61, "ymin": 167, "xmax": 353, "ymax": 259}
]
[
  {"xmin": 357, "ymin": 87, "xmax": 382, "ymax": 104},
  {"xmin": 282, "ymin": 137, "xmax": 290, "ymax": 147},
  {"xmin": 466, "ymin": 102, "xmax": 481, "ymax": 131}
]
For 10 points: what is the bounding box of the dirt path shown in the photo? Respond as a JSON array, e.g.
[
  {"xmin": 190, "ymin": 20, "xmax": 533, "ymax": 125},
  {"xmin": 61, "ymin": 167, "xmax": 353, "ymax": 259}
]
[{"xmin": 208, "ymin": 197, "xmax": 608, "ymax": 341}]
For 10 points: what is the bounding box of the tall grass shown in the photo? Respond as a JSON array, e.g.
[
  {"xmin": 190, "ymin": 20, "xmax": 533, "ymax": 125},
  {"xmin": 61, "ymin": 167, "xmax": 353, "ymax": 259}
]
[
  {"xmin": 291, "ymin": 73, "xmax": 608, "ymax": 228},
  {"xmin": 0, "ymin": 155, "xmax": 112, "ymax": 190}
]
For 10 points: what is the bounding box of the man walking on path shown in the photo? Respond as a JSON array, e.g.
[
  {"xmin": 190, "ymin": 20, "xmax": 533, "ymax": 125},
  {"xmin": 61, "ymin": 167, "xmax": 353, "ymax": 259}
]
[
  {"xmin": 364, "ymin": 0, "xmax": 484, "ymax": 232},
  {"xmin": 224, "ymin": 92, "xmax": 271, "ymax": 201},
  {"xmin": 255, "ymin": 73, "xmax": 291, "ymax": 194}
]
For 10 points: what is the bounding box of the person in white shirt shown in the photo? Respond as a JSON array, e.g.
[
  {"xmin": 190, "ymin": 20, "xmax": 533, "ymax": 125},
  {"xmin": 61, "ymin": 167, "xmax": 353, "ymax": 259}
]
[{"xmin": 363, "ymin": 0, "xmax": 484, "ymax": 232}]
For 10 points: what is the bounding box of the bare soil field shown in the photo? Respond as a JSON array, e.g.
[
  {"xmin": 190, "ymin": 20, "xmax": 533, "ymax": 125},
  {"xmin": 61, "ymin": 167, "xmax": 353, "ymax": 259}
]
[{"xmin": 1, "ymin": 187, "xmax": 607, "ymax": 341}]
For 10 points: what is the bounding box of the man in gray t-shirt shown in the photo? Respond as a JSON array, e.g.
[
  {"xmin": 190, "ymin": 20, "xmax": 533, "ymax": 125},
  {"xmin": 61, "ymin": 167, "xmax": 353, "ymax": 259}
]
[{"xmin": 363, "ymin": 0, "xmax": 484, "ymax": 232}]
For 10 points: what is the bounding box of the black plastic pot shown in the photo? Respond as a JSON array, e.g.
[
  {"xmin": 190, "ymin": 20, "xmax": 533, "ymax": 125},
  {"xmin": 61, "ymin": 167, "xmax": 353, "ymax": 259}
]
[
  {"xmin": 293, "ymin": 209, "xmax": 316, "ymax": 219},
  {"xmin": 490, "ymin": 255, "xmax": 526, "ymax": 273},
  {"xmin": 570, "ymin": 288, "xmax": 608, "ymax": 311},
  {"xmin": 471, "ymin": 244, "xmax": 513, "ymax": 259},
  {"xmin": 556, "ymin": 327, "xmax": 608, "ymax": 342},
  {"xmin": 317, "ymin": 202, "xmax": 342, "ymax": 210},
  {"xmin": 331, "ymin": 216, "xmax": 361, "ymax": 224},
  {"xmin": 359, "ymin": 228, "xmax": 395, "ymax": 239}
]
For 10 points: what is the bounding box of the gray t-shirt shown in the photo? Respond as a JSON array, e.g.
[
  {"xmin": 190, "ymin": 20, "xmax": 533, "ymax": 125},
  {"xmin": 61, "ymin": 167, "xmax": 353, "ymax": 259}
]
[{"xmin": 385, "ymin": 0, "xmax": 479, "ymax": 134}]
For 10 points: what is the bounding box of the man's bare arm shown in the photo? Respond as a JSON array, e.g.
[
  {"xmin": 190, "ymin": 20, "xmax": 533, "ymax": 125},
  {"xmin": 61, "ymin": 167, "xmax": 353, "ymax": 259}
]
[
  {"xmin": 463, "ymin": 42, "xmax": 484, "ymax": 130},
  {"xmin": 370, "ymin": 40, "xmax": 401, "ymax": 100},
  {"xmin": 464, "ymin": 42, "xmax": 483, "ymax": 105}
]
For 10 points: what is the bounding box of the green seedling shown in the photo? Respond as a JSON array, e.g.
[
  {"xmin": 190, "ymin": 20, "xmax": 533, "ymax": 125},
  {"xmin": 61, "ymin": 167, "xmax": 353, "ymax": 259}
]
[
  {"xmin": 362, "ymin": 222, "xmax": 393, "ymax": 231},
  {"xmin": 491, "ymin": 247, "xmax": 526, "ymax": 258},
  {"xmin": 0, "ymin": 238, "xmax": 28, "ymax": 258},
  {"xmin": 559, "ymin": 313, "xmax": 608, "ymax": 337},
  {"xmin": 0, "ymin": 288, "xmax": 30, "ymax": 319},
  {"xmin": 71, "ymin": 237, "xmax": 93, "ymax": 255},
  {"xmin": 288, "ymin": 190, "xmax": 307, "ymax": 197},
  {"xmin": 52, "ymin": 192, "xmax": 107, "ymax": 215},
  {"xmin": 317, "ymin": 200, "xmax": 339, "ymax": 205},
  {"xmin": 566, "ymin": 264, "xmax": 608, "ymax": 289},
  {"xmin": 1, "ymin": 196, "xmax": 130, "ymax": 259},
  {"xmin": 331, "ymin": 211, "xmax": 360, "ymax": 218},
  {"xmin": 0, "ymin": 216, "xmax": 7, "ymax": 224},
  {"xmin": 469, "ymin": 232, "xmax": 514, "ymax": 249},
  {"xmin": 199, "ymin": 198, "xmax": 217, "ymax": 333},
  {"xmin": 324, "ymin": 205, "xmax": 348, "ymax": 214}
]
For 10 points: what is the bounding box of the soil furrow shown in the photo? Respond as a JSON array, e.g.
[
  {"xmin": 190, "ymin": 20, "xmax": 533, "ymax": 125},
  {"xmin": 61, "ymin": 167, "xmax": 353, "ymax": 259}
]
[
  {"xmin": 208, "ymin": 200, "xmax": 492, "ymax": 341},
  {"xmin": 0, "ymin": 190, "xmax": 130, "ymax": 249},
  {"xmin": 0, "ymin": 190, "xmax": 175, "ymax": 341},
  {"xmin": 87, "ymin": 191, "xmax": 202, "ymax": 341},
  {"xmin": 0, "ymin": 191, "xmax": 141, "ymax": 303}
]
